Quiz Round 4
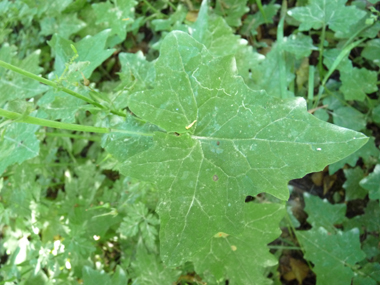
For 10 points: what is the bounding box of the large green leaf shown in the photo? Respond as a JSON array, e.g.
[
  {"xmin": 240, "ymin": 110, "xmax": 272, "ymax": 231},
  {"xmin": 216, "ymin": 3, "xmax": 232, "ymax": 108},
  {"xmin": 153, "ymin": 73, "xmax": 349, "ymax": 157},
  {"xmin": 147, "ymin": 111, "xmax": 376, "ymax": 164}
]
[
  {"xmin": 287, "ymin": 0, "xmax": 366, "ymax": 33},
  {"xmin": 328, "ymin": 137, "xmax": 379, "ymax": 174},
  {"xmin": 297, "ymin": 228, "xmax": 366, "ymax": 285},
  {"xmin": 104, "ymin": 31, "xmax": 368, "ymax": 282},
  {"xmin": 191, "ymin": 0, "xmax": 263, "ymax": 83}
]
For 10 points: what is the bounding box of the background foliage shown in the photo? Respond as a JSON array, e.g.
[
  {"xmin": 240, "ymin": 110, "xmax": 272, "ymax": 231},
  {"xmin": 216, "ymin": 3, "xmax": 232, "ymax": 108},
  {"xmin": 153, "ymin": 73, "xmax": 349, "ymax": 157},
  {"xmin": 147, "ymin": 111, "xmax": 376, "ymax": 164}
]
[{"xmin": 0, "ymin": 0, "xmax": 379, "ymax": 284}]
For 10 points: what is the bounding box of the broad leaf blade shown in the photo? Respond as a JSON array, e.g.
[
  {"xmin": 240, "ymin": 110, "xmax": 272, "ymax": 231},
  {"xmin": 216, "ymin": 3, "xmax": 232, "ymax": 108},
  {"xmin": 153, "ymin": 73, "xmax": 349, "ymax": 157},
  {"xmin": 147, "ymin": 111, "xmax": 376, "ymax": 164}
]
[
  {"xmin": 287, "ymin": 0, "xmax": 365, "ymax": 33},
  {"xmin": 114, "ymin": 31, "xmax": 368, "ymax": 282},
  {"xmin": 297, "ymin": 228, "xmax": 366, "ymax": 285}
]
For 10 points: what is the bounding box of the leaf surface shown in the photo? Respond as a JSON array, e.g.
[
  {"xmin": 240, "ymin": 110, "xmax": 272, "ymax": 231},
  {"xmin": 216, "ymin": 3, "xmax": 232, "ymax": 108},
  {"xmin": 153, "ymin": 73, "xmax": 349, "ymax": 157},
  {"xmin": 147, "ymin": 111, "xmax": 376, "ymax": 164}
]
[
  {"xmin": 360, "ymin": 164, "xmax": 380, "ymax": 202},
  {"xmin": 92, "ymin": 0, "xmax": 137, "ymax": 44},
  {"xmin": 287, "ymin": 0, "xmax": 365, "ymax": 33},
  {"xmin": 297, "ymin": 228, "xmax": 366, "ymax": 285},
  {"xmin": 214, "ymin": 0, "xmax": 248, "ymax": 27},
  {"xmin": 303, "ymin": 193, "xmax": 346, "ymax": 233},
  {"xmin": 49, "ymin": 30, "xmax": 115, "ymax": 81},
  {"xmin": 329, "ymin": 137, "xmax": 379, "ymax": 174},
  {"xmin": 0, "ymin": 122, "xmax": 40, "ymax": 174},
  {"xmin": 343, "ymin": 167, "xmax": 367, "ymax": 201},
  {"xmin": 0, "ymin": 44, "xmax": 48, "ymax": 105},
  {"xmin": 340, "ymin": 67, "xmax": 378, "ymax": 101},
  {"xmin": 106, "ymin": 31, "xmax": 368, "ymax": 282},
  {"xmin": 131, "ymin": 245, "xmax": 180, "ymax": 284}
]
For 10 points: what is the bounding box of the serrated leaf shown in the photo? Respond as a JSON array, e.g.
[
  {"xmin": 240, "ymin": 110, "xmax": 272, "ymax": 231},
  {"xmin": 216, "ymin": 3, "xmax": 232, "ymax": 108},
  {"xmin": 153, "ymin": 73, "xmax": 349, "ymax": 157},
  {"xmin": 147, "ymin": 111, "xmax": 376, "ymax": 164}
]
[
  {"xmin": 332, "ymin": 106, "xmax": 366, "ymax": 131},
  {"xmin": 297, "ymin": 227, "xmax": 366, "ymax": 285},
  {"xmin": 282, "ymin": 34, "xmax": 317, "ymax": 59},
  {"xmin": 362, "ymin": 39, "xmax": 380, "ymax": 67},
  {"xmin": 0, "ymin": 122, "xmax": 40, "ymax": 174},
  {"xmin": 362, "ymin": 235, "xmax": 380, "ymax": 259},
  {"xmin": 250, "ymin": 43, "xmax": 295, "ymax": 98},
  {"xmin": 152, "ymin": 4, "xmax": 188, "ymax": 32},
  {"xmin": 214, "ymin": 0, "xmax": 249, "ymax": 27},
  {"xmin": 343, "ymin": 201, "xmax": 380, "ymax": 233},
  {"xmin": 241, "ymin": 4, "xmax": 280, "ymax": 37},
  {"xmin": 0, "ymin": 44, "xmax": 48, "ymax": 105},
  {"xmin": 343, "ymin": 167, "xmax": 367, "ymax": 201},
  {"xmin": 22, "ymin": 0, "xmax": 72, "ymax": 15},
  {"xmin": 335, "ymin": 11, "xmax": 380, "ymax": 39},
  {"xmin": 48, "ymin": 29, "xmax": 115, "ymax": 81},
  {"xmin": 37, "ymin": 88, "xmax": 86, "ymax": 123},
  {"xmin": 40, "ymin": 13, "xmax": 86, "ymax": 39},
  {"xmin": 131, "ymin": 245, "xmax": 180, "ymax": 285},
  {"xmin": 360, "ymin": 164, "xmax": 380, "ymax": 202},
  {"xmin": 92, "ymin": 0, "xmax": 137, "ymax": 45},
  {"xmin": 353, "ymin": 262, "xmax": 380, "ymax": 285},
  {"xmin": 340, "ymin": 67, "xmax": 378, "ymax": 101},
  {"xmin": 118, "ymin": 202, "xmax": 159, "ymax": 250},
  {"xmin": 323, "ymin": 48, "xmax": 352, "ymax": 73},
  {"xmin": 106, "ymin": 31, "xmax": 369, "ymax": 282},
  {"xmin": 82, "ymin": 266, "xmax": 112, "ymax": 285},
  {"xmin": 303, "ymin": 193, "xmax": 346, "ymax": 233},
  {"xmin": 287, "ymin": 0, "xmax": 366, "ymax": 33},
  {"xmin": 191, "ymin": 0, "xmax": 264, "ymax": 82},
  {"xmin": 114, "ymin": 51, "xmax": 156, "ymax": 109}
]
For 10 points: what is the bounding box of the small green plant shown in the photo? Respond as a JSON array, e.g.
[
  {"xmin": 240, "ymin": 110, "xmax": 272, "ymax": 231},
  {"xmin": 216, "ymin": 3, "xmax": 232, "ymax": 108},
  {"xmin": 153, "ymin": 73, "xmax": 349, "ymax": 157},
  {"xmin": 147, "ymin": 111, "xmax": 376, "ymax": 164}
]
[{"xmin": 0, "ymin": 0, "xmax": 379, "ymax": 284}]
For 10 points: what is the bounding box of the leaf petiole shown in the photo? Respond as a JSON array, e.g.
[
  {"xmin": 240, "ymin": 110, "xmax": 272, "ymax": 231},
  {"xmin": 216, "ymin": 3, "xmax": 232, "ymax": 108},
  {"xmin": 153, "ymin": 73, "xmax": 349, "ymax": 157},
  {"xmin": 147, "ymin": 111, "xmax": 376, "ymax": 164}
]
[
  {"xmin": 0, "ymin": 60, "xmax": 125, "ymax": 118},
  {"xmin": 0, "ymin": 108, "xmax": 154, "ymax": 136}
]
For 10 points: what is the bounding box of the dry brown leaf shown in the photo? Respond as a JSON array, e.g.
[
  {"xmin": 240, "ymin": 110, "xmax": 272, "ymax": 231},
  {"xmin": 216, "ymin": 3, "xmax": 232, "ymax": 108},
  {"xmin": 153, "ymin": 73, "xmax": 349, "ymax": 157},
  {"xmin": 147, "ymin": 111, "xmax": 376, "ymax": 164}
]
[{"xmin": 283, "ymin": 257, "xmax": 310, "ymax": 284}]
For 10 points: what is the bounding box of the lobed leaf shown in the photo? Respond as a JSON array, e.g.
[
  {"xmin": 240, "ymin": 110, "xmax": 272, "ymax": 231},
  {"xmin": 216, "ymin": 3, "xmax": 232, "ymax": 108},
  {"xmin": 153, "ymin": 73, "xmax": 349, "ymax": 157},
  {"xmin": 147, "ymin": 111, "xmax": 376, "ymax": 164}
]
[
  {"xmin": 105, "ymin": 31, "xmax": 369, "ymax": 282},
  {"xmin": 287, "ymin": 0, "xmax": 366, "ymax": 33},
  {"xmin": 297, "ymin": 227, "xmax": 366, "ymax": 285}
]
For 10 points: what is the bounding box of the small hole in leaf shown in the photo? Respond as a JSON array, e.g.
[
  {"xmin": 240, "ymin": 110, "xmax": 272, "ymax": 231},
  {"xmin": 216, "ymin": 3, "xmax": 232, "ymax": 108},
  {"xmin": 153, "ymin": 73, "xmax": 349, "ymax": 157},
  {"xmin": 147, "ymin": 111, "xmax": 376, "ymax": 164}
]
[{"xmin": 245, "ymin": 195, "xmax": 255, "ymax": 202}]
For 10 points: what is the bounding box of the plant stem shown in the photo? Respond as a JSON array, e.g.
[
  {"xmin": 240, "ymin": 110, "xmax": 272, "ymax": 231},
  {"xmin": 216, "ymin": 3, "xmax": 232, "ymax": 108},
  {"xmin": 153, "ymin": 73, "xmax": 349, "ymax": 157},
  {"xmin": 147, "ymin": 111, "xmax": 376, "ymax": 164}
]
[
  {"xmin": 165, "ymin": 0, "xmax": 177, "ymax": 10},
  {"xmin": 0, "ymin": 108, "xmax": 154, "ymax": 136},
  {"xmin": 317, "ymin": 24, "xmax": 326, "ymax": 79},
  {"xmin": 0, "ymin": 60, "xmax": 125, "ymax": 118},
  {"xmin": 142, "ymin": 0, "xmax": 164, "ymax": 16}
]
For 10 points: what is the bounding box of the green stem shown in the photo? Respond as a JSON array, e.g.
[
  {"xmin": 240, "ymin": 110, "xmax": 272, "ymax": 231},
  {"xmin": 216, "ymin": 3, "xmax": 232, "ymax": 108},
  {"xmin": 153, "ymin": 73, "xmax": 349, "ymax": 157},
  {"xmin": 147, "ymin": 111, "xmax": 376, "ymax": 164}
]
[
  {"xmin": 317, "ymin": 24, "xmax": 327, "ymax": 79},
  {"xmin": 45, "ymin": 132, "xmax": 102, "ymax": 142},
  {"xmin": 165, "ymin": 0, "xmax": 177, "ymax": 10},
  {"xmin": 256, "ymin": 0, "xmax": 268, "ymax": 23},
  {"xmin": 0, "ymin": 60, "xmax": 125, "ymax": 118},
  {"xmin": 0, "ymin": 108, "xmax": 154, "ymax": 136},
  {"xmin": 142, "ymin": 0, "xmax": 164, "ymax": 16},
  {"xmin": 321, "ymin": 38, "xmax": 365, "ymax": 87},
  {"xmin": 342, "ymin": 23, "xmax": 373, "ymax": 50},
  {"xmin": 307, "ymin": 65, "xmax": 315, "ymax": 109}
]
